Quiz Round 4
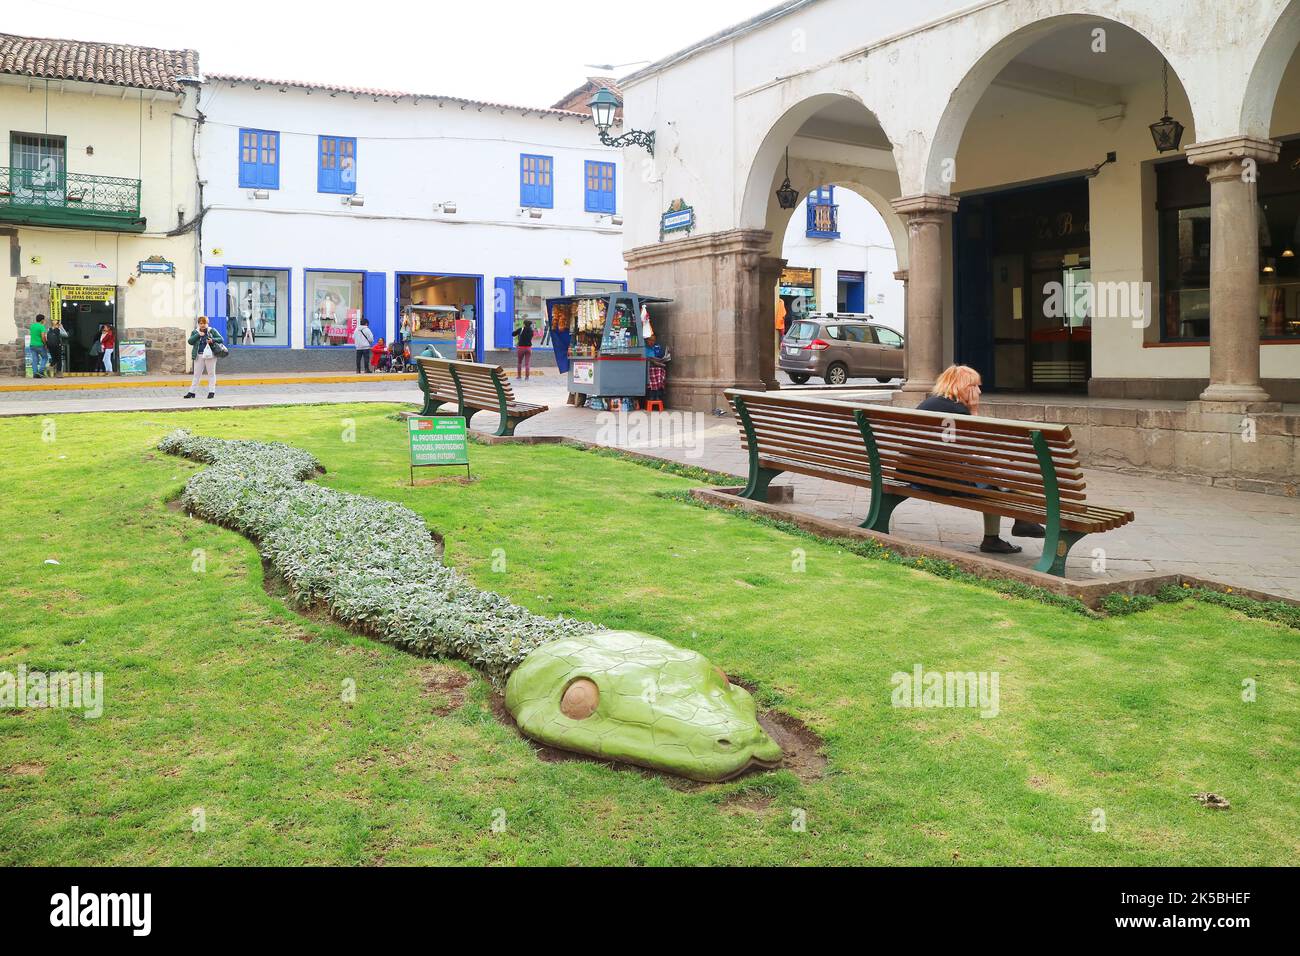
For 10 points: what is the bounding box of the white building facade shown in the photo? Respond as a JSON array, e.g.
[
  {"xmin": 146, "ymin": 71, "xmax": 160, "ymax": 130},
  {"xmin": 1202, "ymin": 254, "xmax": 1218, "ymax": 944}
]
[
  {"xmin": 616, "ymin": 0, "xmax": 1300, "ymax": 412},
  {"xmin": 780, "ymin": 186, "xmax": 905, "ymax": 331},
  {"xmin": 197, "ymin": 75, "xmax": 627, "ymax": 368}
]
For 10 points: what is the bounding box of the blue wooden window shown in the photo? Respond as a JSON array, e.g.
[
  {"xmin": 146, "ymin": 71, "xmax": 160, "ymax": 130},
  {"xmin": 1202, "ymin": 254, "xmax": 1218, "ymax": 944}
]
[
  {"xmin": 520, "ymin": 154, "xmax": 554, "ymax": 208},
  {"xmin": 238, "ymin": 128, "xmax": 279, "ymax": 189},
  {"xmin": 318, "ymin": 136, "xmax": 357, "ymax": 194},
  {"xmin": 807, "ymin": 185, "xmax": 839, "ymax": 238},
  {"xmin": 584, "ymin": 160, "xmax": 616, "ymax": 213}
]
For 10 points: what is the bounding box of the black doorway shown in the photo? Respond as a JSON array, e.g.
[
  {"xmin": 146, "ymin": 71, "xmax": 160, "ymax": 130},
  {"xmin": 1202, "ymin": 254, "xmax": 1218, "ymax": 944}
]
[
  {"xmin": 60, "ymin": 297, "xmax": 116, "ymax": 373},
  {"xmin": 954, "ymin": 178, "xmax": 1092, "ymax": 393}
]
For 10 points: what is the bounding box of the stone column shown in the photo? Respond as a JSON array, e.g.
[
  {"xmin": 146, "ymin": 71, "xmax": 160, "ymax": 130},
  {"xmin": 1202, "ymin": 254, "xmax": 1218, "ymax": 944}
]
[
  {"xmin": 625, "ymin": 228, "xmax": 774, "ymax": 412},
  {"xmin": 1185, "ymin": 136, "xmax": 1281, "ymax": 404},
  {"xmin": 890, "ymin": 195, "xmax": 958, "ymax": 396},
  {"xmin": 892, "ymin": 268, "xmax": 909, "ymax": 378},
  {"xmin": 757, "ymin": 255, "xmax": 787, "ymax": 389}
]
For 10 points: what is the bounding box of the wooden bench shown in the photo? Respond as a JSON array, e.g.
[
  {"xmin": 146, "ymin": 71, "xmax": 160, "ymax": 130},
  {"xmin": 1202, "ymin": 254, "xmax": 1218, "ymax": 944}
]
[
  {"xmin": 725, "ymin": 388, "xmax": 1134, "ymax": 577},
  {"xmin": 415, "ymin": 356, "xmax": 547, "ymax": 437}
]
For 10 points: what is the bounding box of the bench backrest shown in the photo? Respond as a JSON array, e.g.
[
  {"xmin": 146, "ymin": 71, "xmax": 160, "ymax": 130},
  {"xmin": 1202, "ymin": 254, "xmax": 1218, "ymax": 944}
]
[
  {"xmin": 725, "ymin": 389, "xmax": 1087, "ymax": 513},
  {"xmin": 416, "ymin": 356, "xmax": 517, "ymax": 408}
]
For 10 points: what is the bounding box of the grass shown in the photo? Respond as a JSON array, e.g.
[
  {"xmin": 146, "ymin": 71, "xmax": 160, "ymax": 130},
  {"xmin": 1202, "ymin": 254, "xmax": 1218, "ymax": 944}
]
[{"xmin": 1, "ymin": 403, "xmax": 1297, "ymax": 865}]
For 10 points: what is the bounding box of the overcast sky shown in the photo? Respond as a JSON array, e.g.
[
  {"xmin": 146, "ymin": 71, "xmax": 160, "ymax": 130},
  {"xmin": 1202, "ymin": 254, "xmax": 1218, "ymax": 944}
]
[{"xmin": 11, "ymin": 0, "xmax": 777, "ymax": 106}]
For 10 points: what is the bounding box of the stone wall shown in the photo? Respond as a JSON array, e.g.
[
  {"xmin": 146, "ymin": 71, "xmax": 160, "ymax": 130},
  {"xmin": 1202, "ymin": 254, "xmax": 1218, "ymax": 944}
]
[
  {"xmin": 980, "ymin": 397, "xmax": 1299, "ymax": 497},
  {"xmin": 124, "ymin": 326, "xmax": 188, "ymax": 374}
]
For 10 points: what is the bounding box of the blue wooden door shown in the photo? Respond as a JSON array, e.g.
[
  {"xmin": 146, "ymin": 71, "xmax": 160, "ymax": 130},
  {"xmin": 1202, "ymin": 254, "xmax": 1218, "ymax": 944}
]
[
  {"xmin": 364, "ymin": 272, "xmax": 387, "ymax": 343},
  {"xmin": 203, "ymin": 265, "xmax": 228, "ymax": 340},
  {"xmin": 494, "ymin": 277, "xmax": 514, "ymax": 352}
]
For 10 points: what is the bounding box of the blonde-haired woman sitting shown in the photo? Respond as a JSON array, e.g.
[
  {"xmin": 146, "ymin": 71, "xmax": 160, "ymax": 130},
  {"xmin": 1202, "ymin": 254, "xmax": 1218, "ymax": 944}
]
[{"xmin": 915, "ymin": 365, "xmax": 1044, "ymax": 555}]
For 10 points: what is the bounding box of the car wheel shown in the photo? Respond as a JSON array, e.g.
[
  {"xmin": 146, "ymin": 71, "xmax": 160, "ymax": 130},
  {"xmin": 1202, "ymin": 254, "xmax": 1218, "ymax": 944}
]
[
  {"xmin": 788, "ymin": 373, "xmax": 811, "ymax": 385},
  {"xmin": 825, "ymin": 363, "xmax": 848, "ymax": 385},
  {"xmin": 873, "ymin": 377, "xmax": 892, "ymax": 385}
]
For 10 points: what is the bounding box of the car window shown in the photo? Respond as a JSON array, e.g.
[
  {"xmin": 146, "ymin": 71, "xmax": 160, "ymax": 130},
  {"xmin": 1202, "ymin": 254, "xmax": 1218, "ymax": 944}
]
[
  {"xmin": 786, "ymin": 321, "xmax": 817, "ymax": 343},
  {"xmin": 841, "ymin": 325, "xmax": 869, "ymax": 343},
  {"xmin": 824, "ymin": 325, "xmax": 843, "ymax": 340},
  {"xmin": 873, "ymin": 327, "xmax": 903, "ymax": 348}
]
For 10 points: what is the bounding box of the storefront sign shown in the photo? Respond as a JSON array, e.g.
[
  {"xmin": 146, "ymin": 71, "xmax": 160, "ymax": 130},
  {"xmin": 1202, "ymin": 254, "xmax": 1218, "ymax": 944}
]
[
  {"xmin": 407, "ymin": 416, "xmax": 469, "ymax": 483},
  {"xmin": 138, "ymin": 257, "xmax": 175, "ymax": 275},
  {"xmin": 119, "ymin": 340, "xmax": 148, "ymax": 374},
  {"xmin": 69, "ymin": 260, "xmax": 110, "ymax": 272},
  {"xmin": 58, "ymin": 285, "xmax": 115, "ymax": 302},
  {"xmin": 660, "ymin": 198, "xmax": 694, "ymax": 239}
]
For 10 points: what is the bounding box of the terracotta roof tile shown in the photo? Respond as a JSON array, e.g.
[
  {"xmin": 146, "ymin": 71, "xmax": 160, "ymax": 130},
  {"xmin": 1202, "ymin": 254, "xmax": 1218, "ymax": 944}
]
[{"xmin": 0, "ymin": 31, "xmax": 198, "ymax": 94}]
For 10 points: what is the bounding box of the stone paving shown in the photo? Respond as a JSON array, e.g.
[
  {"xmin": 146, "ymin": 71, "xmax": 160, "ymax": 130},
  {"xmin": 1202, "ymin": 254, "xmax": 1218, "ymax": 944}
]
[{"xmin": 3, "ymin": 374, "xmax": 1297, "ymax": 599}]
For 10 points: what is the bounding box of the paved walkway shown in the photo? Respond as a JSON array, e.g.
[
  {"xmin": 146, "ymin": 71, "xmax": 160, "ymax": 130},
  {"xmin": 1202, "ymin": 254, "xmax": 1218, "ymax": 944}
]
[{"xmin": 4, "ymin": 374, "xmax": 1298, "ymax": 599}]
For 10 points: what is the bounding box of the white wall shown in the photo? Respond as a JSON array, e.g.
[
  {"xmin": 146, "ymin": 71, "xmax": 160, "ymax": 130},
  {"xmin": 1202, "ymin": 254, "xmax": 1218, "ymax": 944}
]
[
  {"xmin": 198, "ymin": 82, "xmax": 627, "ymax": 350},
  {"xmin": 780, "ymin": 188, "xmax": 904, "ymax": 331}
]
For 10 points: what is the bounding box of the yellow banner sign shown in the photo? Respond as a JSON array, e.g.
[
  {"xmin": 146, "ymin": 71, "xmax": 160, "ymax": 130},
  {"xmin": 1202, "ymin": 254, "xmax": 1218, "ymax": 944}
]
[{"xmin": 57, "ymin": 285, "xmax": 116, "ymax": 302}]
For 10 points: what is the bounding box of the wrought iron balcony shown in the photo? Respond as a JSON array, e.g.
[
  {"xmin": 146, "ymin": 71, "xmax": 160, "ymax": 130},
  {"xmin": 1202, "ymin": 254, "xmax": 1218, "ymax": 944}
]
[
  {"xmin": 0, "ymin": 166, "xmax": 144, "ymax": 231},
  {"xmin": 806, "ymin": 199, "xmax": 839, "ymax": 239}
]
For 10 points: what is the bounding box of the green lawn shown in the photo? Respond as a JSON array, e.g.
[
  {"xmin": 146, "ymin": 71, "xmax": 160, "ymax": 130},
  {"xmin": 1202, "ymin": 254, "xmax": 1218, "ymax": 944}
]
[{"xmin": 1, "ymin": 404, "xmax": 1297, "ymax": 865}]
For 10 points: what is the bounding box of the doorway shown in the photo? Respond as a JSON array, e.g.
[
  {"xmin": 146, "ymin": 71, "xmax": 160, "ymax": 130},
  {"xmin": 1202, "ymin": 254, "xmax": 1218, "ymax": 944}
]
[
  {"xmin": 55, "ymin": 285, "xmax": 117, "ymax": 373},
  {"xmin": 955, "ymin": 178, "xmax": 1091, "ymax": 392},
  {"xmin": 397, "ymin": 273, "xmax": 481, "ymax": 361}
]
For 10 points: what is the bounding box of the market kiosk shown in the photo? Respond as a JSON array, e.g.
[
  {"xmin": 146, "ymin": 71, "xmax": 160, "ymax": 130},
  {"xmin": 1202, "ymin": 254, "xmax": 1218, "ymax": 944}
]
[
  {"xmin": 545, "ymin": 292, "xmax": 672, "ymax": 409},
  {"xmin": 408, "ymin": 304, "xmax": 475, "ymax": 359}
]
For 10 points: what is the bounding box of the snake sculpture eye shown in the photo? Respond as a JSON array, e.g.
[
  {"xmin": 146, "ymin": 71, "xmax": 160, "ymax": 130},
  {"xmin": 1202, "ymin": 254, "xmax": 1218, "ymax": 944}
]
[{"xmin": 560, "ymin": 678, "xmax": 600, "ymax": 720}]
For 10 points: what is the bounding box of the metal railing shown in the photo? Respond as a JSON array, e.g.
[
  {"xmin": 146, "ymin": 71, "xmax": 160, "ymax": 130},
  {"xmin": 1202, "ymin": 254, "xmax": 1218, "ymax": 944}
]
[{"xmin": 0, "ymin": 166, "xmax": 142, "ymax": 219}]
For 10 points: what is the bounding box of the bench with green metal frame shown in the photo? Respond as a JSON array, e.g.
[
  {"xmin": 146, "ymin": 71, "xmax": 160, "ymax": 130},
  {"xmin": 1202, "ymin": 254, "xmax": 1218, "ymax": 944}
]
[
  {"xmin": 724, "ymin": 388, "xmax": 1134, "ymax": 577},
  {"xmin": 415, "ymin": 356, "xmax": 548, "ymax": 437}
]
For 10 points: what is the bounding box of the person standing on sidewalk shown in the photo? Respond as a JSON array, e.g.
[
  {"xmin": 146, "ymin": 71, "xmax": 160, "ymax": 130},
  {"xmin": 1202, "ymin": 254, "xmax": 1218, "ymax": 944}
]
[
  {"xmin": 28, "ymin": 314, "xmax": 49, "ymax": 378},
  {"xmin": 46, "ymin": 316, "xmax": 67, "ymax": 376},
  {"xmin": 354, "ymin": 318, "xmax": 375, "ymax": 374},
  {"xmin": 98, "ymin": 324, "xmax": 115, "ymax": 373},
  {"xmin": 184, "ymin": 315, "xmax": 224, "ymax": 399},
  {"xmin": 512, "ymin": 319, "xmax": 534, "ymax": 380}
]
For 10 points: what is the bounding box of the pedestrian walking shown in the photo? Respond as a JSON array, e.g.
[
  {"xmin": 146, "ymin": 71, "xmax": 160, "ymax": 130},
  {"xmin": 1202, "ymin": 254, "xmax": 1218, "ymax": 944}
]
[
  {"xmin": 512, "ymin": 319, "xmax": 534, "ymax": 380},
  {"xmin": 184, "ymin": 315, "xmax": 225, "ymax": 399},
  {"xmin": 354, "ymin": 318, "xmax": 375, "ymax": 373}
]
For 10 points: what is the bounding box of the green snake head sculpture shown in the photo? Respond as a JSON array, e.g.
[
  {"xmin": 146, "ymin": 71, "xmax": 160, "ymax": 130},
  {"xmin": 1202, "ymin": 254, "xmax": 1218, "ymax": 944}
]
[{"xmin": 506, "ymin": 631, "xmax": 783, "ymax": 782}]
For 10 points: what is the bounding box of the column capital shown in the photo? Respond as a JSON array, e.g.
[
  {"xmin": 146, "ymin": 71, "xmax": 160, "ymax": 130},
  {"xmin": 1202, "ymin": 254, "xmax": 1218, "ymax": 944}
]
[
  {"xmin": 890, "ymin": 193, "xmax": 959, "ymax": 218},
  {"xmin": 892, "ymin": 269, "xmax": 909, "ymax": 283},
  {"xmin": 1185, "ymin": 136, "xmax": 1281, "ymax": 168}
]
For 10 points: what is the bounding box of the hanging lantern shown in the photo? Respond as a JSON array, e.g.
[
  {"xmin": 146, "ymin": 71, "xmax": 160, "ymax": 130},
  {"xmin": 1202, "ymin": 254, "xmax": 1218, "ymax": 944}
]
[
  {"xmin": 775, "ymin": 148, "xmax": 800, "ymax": 210},
  {"xmin": 1149, "ymin": 60, "xmax": 1185, "ymax": 154}
]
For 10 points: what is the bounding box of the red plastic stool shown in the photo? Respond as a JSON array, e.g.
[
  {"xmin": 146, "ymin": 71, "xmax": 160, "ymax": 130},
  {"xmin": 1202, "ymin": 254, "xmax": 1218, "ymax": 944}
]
[{"xmin": 645, "ymin": 400, "xmax": 665, "ymax": 412}]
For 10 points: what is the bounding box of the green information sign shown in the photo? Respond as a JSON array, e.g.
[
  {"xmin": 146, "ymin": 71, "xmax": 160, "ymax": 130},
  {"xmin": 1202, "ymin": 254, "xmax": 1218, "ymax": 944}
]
[{"xmin": 407, "ymin": 416, "xmax": 469, "ymax": 483}]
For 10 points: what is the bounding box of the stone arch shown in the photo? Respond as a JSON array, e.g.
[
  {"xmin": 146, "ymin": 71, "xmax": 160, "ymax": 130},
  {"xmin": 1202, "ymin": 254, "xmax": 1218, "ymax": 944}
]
[
  {"xmin": 1242, "ymin": 0, "xmax": 1300, "ymax": 137},
  {"xmin": 738, "ymin": 92, "xmax": 900, "ymax": 233},
  {"xmin": 924, "ymin": 12, "xmax": 1200, "ymax": 195}
]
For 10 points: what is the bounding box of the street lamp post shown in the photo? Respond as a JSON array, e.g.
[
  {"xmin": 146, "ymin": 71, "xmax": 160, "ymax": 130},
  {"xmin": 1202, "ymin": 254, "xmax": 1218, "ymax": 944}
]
[{"xmin": 588, "ymin": 87, "xmax": 655, "ymax": 156}]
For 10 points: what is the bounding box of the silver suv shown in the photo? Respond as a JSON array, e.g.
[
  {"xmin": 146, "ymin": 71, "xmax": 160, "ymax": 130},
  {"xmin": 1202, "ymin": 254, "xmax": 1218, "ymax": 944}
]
[{"xmin": 779, "ymin": 316, "xmax": 905, "ymax": 385}]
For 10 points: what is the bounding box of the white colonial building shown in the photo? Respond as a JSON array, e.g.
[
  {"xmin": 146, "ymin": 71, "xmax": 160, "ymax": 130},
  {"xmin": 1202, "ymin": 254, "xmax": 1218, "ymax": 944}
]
[{"xmin": 197, "ymin": 74, "xmax": 627, "ymax": 368}]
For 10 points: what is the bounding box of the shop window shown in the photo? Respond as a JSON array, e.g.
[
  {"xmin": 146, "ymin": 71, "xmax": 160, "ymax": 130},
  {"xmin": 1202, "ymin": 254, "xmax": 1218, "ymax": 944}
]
[
  {"xmin": 239, "ymin": 129, "xmax": 280, "ymax": 189},
  {"xmin": 1157, "ymin": 142, "xmax": 1300, "ymax": 341},
  {"xmin": 520, "ymin": 154, "xmax": 553, "ymax": 208},
  {"xmin": 574, "ymin": 279, "xmax": 626, "ymax": 296},
  {"xmin": 512, "ymin": 277, "xmax": 562, "ymax": 348},
  {"xmin": 226, "ymin": 269, "xmax": 290, "ymax": 347},
  {"xmin": 584, "ymin": 160, "xmax": 615, "ymax": 213},
  {"xmin": 318, "ymin": 136, "xmax": 356, "ymax": 194},
  {"xmin": 306, "ymin": 270, "xmax": 365, "ymax": 346}
]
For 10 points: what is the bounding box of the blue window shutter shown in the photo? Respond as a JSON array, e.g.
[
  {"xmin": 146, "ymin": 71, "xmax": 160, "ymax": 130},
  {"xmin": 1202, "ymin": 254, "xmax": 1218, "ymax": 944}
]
[
  {"xmin": 204, "ymin": 266, "xmax": 228, "ymax": 339},
  {"xmin": 494, "ymin": 278, "xmax": 515, "ymax": 350},
  {"xmin": 584, "ymin": 161, "xmax": 598, "ymax": 212},
  {"xmin": 364, "ymin": 272, "xmax": 387, "ymax": 342},
  {"xmin": 238, "ymin": 130, "xmax": 256, "ymax": 187},
  {"xmin": 520, "ymin": 155, "xmax": 535, "ymax": 207},
  {"xmin": 603, "ymin": 163, "xmax": 616, "ymax": 213},
  {"xmin": 318, "ymin": 137, "xmax": 335, "ymax": 193},
  {"xmin": 539, "ymin": 156, "xmax": 553, "ymax": 207}
]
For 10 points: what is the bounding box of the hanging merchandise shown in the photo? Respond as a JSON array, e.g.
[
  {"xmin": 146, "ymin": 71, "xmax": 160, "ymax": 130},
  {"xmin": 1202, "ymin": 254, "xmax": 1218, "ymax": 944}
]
[{"xmin": 544, "ymin": 291, "xmax": 673, "ymax": 406}]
